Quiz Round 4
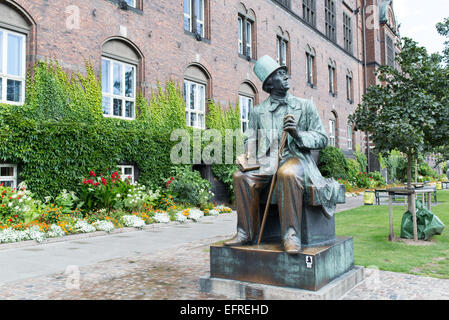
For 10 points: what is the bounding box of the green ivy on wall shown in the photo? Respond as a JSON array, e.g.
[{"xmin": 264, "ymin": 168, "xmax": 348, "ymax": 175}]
[{"xmin": 0, "ymin": 61, "xmax": 185, "ymax": 200}]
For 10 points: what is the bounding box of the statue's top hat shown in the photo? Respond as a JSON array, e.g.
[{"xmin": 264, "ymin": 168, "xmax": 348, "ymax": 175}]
[{"xmin": 253, "ymin": 55, "xmax": 288, "ymax": 93}]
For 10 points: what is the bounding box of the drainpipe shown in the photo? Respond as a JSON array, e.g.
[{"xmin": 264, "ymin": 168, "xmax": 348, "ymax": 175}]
[{"xmin": 362, "ymin": 0, "xmax": 370, "ymax": 172}]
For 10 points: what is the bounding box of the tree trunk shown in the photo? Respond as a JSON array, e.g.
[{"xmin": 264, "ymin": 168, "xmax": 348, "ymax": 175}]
[
  {"xmin": 415, "ymin": 158, "xmax": 418, "ymax": 183},
  {"xmin": 407, "ymin": 152, "xmax": 413, "ymax": 189}
]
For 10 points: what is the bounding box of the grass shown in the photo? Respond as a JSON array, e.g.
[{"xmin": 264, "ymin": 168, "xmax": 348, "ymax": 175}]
[{"xmin": 336, "ymin": 190, "xmax": 449, "ymax": 278}]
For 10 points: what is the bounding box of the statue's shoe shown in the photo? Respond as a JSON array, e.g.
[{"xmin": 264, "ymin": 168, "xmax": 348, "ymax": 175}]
[
  {"xmin": 283, "ymin": 238, "xmax": 301, "ymax": 255},
  {"xmin": 223, "ymin": 233, "xmax": 249, "ymax": 246}
]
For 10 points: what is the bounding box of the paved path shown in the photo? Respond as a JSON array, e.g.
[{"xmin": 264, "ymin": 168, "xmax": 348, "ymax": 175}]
[{"xmin": 1, "ymin": 194, "xmax": 447, "ymax": 300}]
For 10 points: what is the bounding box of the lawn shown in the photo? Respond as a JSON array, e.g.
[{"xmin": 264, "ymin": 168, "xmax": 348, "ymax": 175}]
[{"xmin": 336, "ymin": 190, "xmax": 449, "ymax": 278}]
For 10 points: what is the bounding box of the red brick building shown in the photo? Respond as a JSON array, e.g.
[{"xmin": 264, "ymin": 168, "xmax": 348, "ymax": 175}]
[{"xmin": 0, "ymin": 0, "xmax": 401, "ymax": 186}]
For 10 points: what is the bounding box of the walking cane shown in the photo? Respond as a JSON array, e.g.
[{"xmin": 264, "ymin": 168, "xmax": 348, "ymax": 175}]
[{"xmin": 257, "ymin": 123, "xmax": 290, "ymax": 245}]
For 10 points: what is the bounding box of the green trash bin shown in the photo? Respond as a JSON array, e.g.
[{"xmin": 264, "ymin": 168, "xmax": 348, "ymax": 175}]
[{"xmin": 400, "ymin": 200, "xmax": 445, "ymax": 240}]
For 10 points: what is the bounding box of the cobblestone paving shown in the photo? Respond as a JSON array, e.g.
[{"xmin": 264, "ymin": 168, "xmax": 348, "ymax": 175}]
[
  {"xmin": 1, "ymin": 195, "xmax": 448, "ymax": 300},
  {"xmin": 1, "ymin": 232, "xmax": 449, "ymax": 300}
]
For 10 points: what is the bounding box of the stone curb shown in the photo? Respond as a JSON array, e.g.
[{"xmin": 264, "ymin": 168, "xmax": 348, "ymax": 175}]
[{"xmin": 0, "ymin": 212, "xmax": 235, "ymax": 251}]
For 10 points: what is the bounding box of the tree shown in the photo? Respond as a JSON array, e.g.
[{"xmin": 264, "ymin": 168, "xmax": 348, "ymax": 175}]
[{"xmin": 350, "ymin": 37, "xmax": 448, "ymax": 190}]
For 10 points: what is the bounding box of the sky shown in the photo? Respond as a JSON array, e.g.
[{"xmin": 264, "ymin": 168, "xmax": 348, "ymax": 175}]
[{"xmin": 393, "ymin": 0, "xmax": 448, "ymax": 54}]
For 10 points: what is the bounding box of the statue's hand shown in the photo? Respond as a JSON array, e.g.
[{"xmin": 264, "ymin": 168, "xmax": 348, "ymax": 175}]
[{"xmin": 283, "ymin": 114, "xmax": 300, "ymax": 140}]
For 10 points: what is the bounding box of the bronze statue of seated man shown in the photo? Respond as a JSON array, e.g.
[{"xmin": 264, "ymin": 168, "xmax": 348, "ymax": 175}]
[{"xmin": 224, "ymin": 55, "xmax": 344, "ymax": 255}]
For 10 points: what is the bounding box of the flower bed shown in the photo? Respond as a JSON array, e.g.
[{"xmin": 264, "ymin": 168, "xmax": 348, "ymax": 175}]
[{"xmin": 0, "ymin": 175, "xmax": 233, "ymax": 245}]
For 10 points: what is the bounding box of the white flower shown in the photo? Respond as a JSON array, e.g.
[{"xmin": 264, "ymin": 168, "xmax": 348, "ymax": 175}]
[
  {"xmin": 208, "ymin": 209, "xmax": 220, "ymax": 216},
  {"xmin": 175, "ymin": 211, "xmax": 188, "ymax": 223},
  {"xmin": 187, "ymin": 208, "xmax": 204, "ymax": 222},
  {"xmin": 116, "ymin": 194, "xmax": 121, "ymax": 198},
  {"xmin": 74, "ymin": 220, "xmax": 96, "ymax": 233},
  {"xmin": 153, "ymin": 212, "xmax": 170, "ymax": 224},
  {"xmin": 93, "ymin": 220, "xmax": 115, "ymax": 233},
  {"xmin": 47, "ymin": 224, "xmax": 66, "ymax": 238},
  {"xmin": 122, "ymin": 215, "xmax": 146, "ymax": 228}
]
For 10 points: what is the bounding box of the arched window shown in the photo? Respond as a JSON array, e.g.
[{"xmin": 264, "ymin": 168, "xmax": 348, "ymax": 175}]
[
  {"xmin": 346, "ymin": 69, "xmax": 354, "ymax": 103},
  {"xmin": 328, "ymin": 59, "xmax": 337, "ymax": 96},
  {"xmin": 276, "ymin": 27, "xmax": 290, "ymax": 71},
  {"xmin": 329, "ymin": 111, "xmax": 338, "ymax": 147},
  {"xmin": 238, "ymin": 3, "xmax": 257, "ymax": 60},
  {"xmin": 238, "ymin": 81, "xmax": 257, "ymax": 133},
  {"xmin": 184, "ymin": 64, "xmax": 210, "ymax": 129},
  {"xmin": 347, "ymin": 121, "xmax": 354, "ymax": 150},
  {"xmin": 305, "ymin": 44, "xmax": 316, "ymax": 87},
  {"xmin": 101, "ymin": 38, "xmax": 143, "ymax": 120},
  {"xmin": 184, "ymin": 0, "xmax": 210, "ymax": 39},
  {"xmin": 0, "ymin": 1, "xmax": 34, "ymax": 105}
]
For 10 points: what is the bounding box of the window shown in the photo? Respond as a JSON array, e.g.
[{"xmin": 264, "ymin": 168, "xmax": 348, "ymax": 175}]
[
  {"xmin": 0, "ymin": 164, "xmax": 17, "ymax": 188},
  {"xmin": 239, "ymin": 95, "xmax": 253, "ymax": 133},
  {"xmin": 276, "ymin": 27, "xmax": 290, "ymax": 69},
  {"xmin": 117, "ymin": 165, "xmax": 134, "ymax": 183},
  {"xmin": 0, "ymin": 28, "xmax": 26, "ymax": 105},
  {"xmin": 347, "ymin": 124, "xmax": 353, "ymax": 150},
  {"xmin": 303, "ymin": 0, "xmax": 316, "ymax": 26},
  {"xmin": 386, "ymin": 35, "xmax": 395, "ymax": 67},
  {"xmin": 343, "ymin": 12, "xmax": 353, "ymax": 53},
  {"xmin": 329, "ymin": 119, "xmax": 336, "ymax": 147},
  {"xmin": 124, "ymin": 0, "xmax": 136, "ymax": 7},
  {"xmin": 184, "ymin": 0, "xmax": 205, "ymax": 38},
  {"xmin": 184, "ymin": 80, "xmax": 206, "ymax": 129},
  {"xmin": 101, "ymin": 57, "xmax": 136, "ymax": 120},
  {"xmin": 275, "ymin": 0, "xmax": 291, "ymax": 8},
  {"xmin": 306, "ymin": 53, "xmax": 315, "ymax": 86},
  {"xmin": 276, "ymin": 36, "xmax": 288, "ymax": 67},
  {"xmin": 325, "ymin": 0, "xmax": 336, "ymax": 42},
  {"xmin": 305, "ymin": 45, "xmax": 316, "ymax": 87},
  {"xmin": 346, "ymin": 72, "xmax": 353, "ymax": 103},
  {"xmin": 328, "ymin": 59, "xmax": 337, "ymax": 96},
  {"xmin": 238, "ymin": 16, "xmax": 253, "ymax": 58},
  {"xmin": 328, "ymin": 66, "xmax": 336, "ymax": 95}
]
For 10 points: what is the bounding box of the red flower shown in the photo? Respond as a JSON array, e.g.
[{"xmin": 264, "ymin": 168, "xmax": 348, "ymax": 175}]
[
  {"xmin": 14, "ymin": 215, "xmax": 17, "ymax": 218},
  {"xmin": 89, "ymin": 171, "xmax": 96, "ymax": 177},
  {"xmin": 101, "ymin": 177, "xmax": 107, "ymax": 186},
  {"xmin": 9, "ymin": 219, "xmax": 12, "ymax": 222}
]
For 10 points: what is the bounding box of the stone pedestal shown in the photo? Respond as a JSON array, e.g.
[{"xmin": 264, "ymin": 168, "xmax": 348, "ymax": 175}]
[{"xmin": 200, "ymin": 237, "xmax": 363, "ymax": 299}]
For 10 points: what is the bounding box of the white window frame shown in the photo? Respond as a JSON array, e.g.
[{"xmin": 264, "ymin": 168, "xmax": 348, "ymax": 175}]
[
  {"xmin": 195, "ymin": 0, "xmax": 205, "ymax": 38},
  {"xmin": 101, "ymin": 57, "xmax": 136, "ymax": 120},
  {"xmin": 125, "ymin": 0, "xmax": 136, "ymax": 8},
  {"xmin": 184, "ymin": 79, "xmax": 206, "ymax": 129},
  {"xmin": 239, "ymin": 95, "xmax": 253, "ymax": 133},
  {"xmin": 184, "ymin": 0, "xmax": 192, "ymax": 32},
  {"xmin": 347, "ymin": 125, "xmax": 353, "ymax": 150},
  {"xmin": 117, "ymin": 165, "xmax": 135, "ymax": 184},
  {"xmin": 329, "ymin": 119, "xmax": 336, "ymax": 147},
  {"xmin": 245, "ymin": 20, "xmax": 252, "ymax": 58},
  {"xmin": 0, "ymin": 28, "xmax": 26, "ymax": 105},
  {"xmin": 277, "ymin": 37, "xmax": 287, "ymax": 67},
  {"xmin": 184, "ymin": 0, "xmax": 205, "ymax": 37},
  {"xmin": 328, "ymin": 66, "xmax": 335, "ymax": 94},
  {"xmin": 238, "ymin": 16, "xmax": 243, "ymax": 55},
  {"xmin": 306, "ymin": 53, "xmax": 314, "ymax": 85},
  {"xmin": 0, "ymin": 164, "xmax": 17, "ymax": 189}
]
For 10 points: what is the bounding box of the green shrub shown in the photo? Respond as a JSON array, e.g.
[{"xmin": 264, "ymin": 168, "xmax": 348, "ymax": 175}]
[
  {"xmin": 355, "ymin": 150, "xmax": 368, "ymax": 173},
  {"xmin": 166, "ymin": 166, "xmax": 213, "ymax": 207},
  {"xmin": 368, "ymin": 171, "xmax": 386, "ymax": 187},
  {"xmin": 207, "ymin": 100, "xmax": 242, "ymax": 199},
  {"xmin": 345, "ymin": 158, "xmax": 361, "ymax": 186},
  {"xmin": 318, "ymin": 146, "xmax": 348, "ymax": 180}
]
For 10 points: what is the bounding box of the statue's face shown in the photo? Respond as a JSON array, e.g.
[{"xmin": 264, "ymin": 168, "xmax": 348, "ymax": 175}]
[{"xmin": 267, "ymin": 68, "xmax": 290, "ymax": 93}]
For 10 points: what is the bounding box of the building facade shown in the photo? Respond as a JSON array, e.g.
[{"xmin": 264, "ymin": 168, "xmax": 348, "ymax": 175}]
[{"xmin": 0, "ymin": 0, "xmax": 401, "ymax": 187}]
